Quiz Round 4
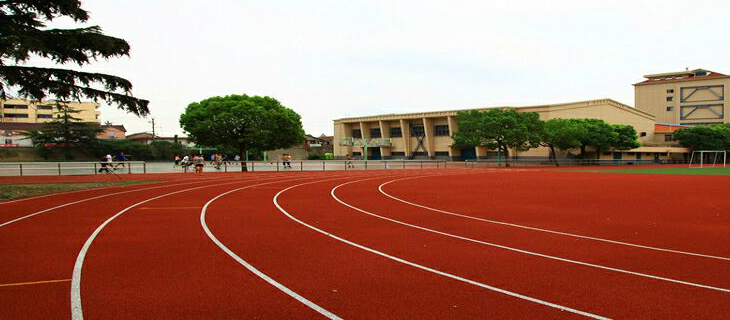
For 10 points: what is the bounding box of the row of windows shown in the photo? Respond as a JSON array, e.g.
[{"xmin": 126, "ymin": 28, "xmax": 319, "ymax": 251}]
[
  {"xmin": 1, "ymin": 113, "xmax": 56, "ymax": 118},
  {"xmin": 3, "ymin": 104, "xmax": 28, "ymax": 109},
  {"xmin": 351, "ymin": 125, "xmax": 451, "ymax": 138}
]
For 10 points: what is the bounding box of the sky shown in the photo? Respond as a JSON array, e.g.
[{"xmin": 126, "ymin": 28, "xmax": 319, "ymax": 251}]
[{"xmin": 24, "ymin": 0, "xmax": 730, "ymax": 136}]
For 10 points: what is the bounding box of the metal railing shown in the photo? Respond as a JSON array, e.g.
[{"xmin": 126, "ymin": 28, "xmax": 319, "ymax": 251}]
[{"xmin": 0, "ymin": 161, "xmax": 147, "ymax": 176}]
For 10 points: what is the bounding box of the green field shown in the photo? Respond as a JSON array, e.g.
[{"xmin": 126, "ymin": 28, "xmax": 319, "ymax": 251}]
[
  {"xmin": 0, "ymin": 181, "xmax": 155, "ymax": 200},
  {"xmin": 572, "ymin": 166, "xmax": 730, "ymax": 176}
]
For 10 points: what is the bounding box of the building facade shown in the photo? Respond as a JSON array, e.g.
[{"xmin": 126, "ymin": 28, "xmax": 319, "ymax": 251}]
[
  {"xmin": 634, "ymin": 69, "xmax": 729, "ymax": 126},
  {"xmin": 0, "ymin": 98, "xmax": 100, "ymax": 123},
  {"xmin": 333, "ymin": 99, "xmax": 689, "ymax": 161},
  {"xmin": 98, "ymin": 125, "xmax": 127, "ymax": 140},
  {"xmin": 126, "ymin": 132, "xmax": 195, "ymax": 147}
]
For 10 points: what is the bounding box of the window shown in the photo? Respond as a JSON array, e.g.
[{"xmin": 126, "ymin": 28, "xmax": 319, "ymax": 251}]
[
  {"xmin": 434, "ymin": 125, "xmax": 450, "ymax": 136},
  {"xmin": 37, "ymin": 114, "xmax": 53, "ymax": 118},
  {"xmin": 666, "ymin": 106, "xmax": 673, "ymax": 111},
  {"xmin": 370, "ymin": 128, "xmax": 381, "ymax": 138},
  {"xmin": 667, "ymin": 89, "xmax": 674, "ymax": 94},
  {"xmin": 666, "ymin": 96, "xmax": 673, "ymax": 102},
  {"xmin": 3, "ymin": 104, "xmax": 28, "ymax": 109},
  {"xmin": 391, "ymin": 152, "xmax": 405, "ymax": 156},
  {"xmin": 640, "ymin": 132, "xmax": 647, "ymax": 137},
  {"xmin": 390, "ymin": 127, "xmax": 402, "ymax": 137},
  {"xmin": 37, "ymin": 105, "xmax": 54, "ymax": 110},
  {"xmin": 352, "ymin": 129, "xmax": 362, "ymax": 138},
  {"xmin": 352, "ymin": 152, "xmax": 361, "ymax": 156},
  {"xmin": 4, "ymin": 113, "xmax": 29, "ymax": 118},
  {"xmin": 410, "ymin": 126, "xmax": 425, "ymax": 137},
  {"xmin": 664, "ymin": 134, "xmax": 673, "ymax": 141},
  {"xmin": 435, "ymin": 151, "xmax": 449, "ymax": 156}
]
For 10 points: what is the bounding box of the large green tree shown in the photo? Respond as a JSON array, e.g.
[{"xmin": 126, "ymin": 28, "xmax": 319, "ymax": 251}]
[
  {"xmin": 539, "ymin": 118, "xmax": 584, "ymax": 165},
  {"xmin": 611, "ymin": 124, "xmax": 641, "ymax": 151},
  {"xmin": 452, "ymin": 108, "xmax": 543, "ymax": 159},
  {"xmin": 0, "ymin": 0, "xmax": 149, "ymax": 115},
  {"xmin": 673, "ymin": 124, "xmax": 730, "ymax": 151},
  {"xmin": 179, "ymin": 94, "xmax": 305, "ymax": 171},
  {"xmin": 571, "ymin": 118, "xmax": 617, "ymax": 159},
  {"xmin": 28, "ymin": 103, "xmax": 101, "ymax": 159}
]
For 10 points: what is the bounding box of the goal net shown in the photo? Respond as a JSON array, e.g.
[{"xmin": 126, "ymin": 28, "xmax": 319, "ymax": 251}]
[{"xmin": 689, "ymin": 150, "xmax": 727, "ymax": 168}]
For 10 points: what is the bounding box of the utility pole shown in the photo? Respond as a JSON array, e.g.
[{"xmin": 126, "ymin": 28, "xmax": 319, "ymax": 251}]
[{"xmin": 149, "ymin": 117, "xmax": 156, "ymax": 141}]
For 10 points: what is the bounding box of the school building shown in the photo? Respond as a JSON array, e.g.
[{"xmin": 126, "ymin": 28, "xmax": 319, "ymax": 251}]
[{"xmin": 331, "ymin": 69, "xmax": 726, "ymax": 161}]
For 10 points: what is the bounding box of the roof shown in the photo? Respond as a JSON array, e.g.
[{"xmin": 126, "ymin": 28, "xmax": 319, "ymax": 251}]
[
  {"xmin": 634, "ymin": 69, "xmax": 729, "ymax": 86},
  {"xmin": 654, "ymin": 123, "xmax": 688, "ymax": 133},
  {"xmin": 0, "ymin": 122, "xmax": 48, "ymax": 131},
  {"xmin": 127, "ymin": 132, "xmax": 187, "ymax": 140},
  {"xmin": 334, "ymin": 98, "xmax": 655, "ymax": 123},
  {"xmin": 101, "ymin": 125, "xmax": 126, "ymax": 132}
]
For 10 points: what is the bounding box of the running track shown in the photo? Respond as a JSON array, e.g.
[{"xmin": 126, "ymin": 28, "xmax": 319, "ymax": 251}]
[{"xmin": 0, "ymin": 169, "xmax": 728, "ymax": 319}]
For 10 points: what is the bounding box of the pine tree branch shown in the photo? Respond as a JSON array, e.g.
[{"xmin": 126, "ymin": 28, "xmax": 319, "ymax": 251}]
[{"xmin": 0, "ymin": 65, "xmax": 149, "ymax": 116}]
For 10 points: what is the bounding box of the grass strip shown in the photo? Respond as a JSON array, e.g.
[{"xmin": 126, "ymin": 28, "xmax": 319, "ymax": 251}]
[
  {"xmin": 0, "ymin": 181, "xmax": 156, "ymax": 200},
  {"xmin": 569, "ymin": 167, "xmax": 730, "ymax": 176}
]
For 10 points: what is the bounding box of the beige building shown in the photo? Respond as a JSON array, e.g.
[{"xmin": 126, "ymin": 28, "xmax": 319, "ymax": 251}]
[
  {"xmin": 0, "ymin": 98, "xmax": 100, "ymax": 123},
  {"xmin": 334, "ymin": 99, "xmax": 689, "ymax": 162},
  {"xmin": 635, "ymin": 69, "xmax": 729, "ymax": 126}
]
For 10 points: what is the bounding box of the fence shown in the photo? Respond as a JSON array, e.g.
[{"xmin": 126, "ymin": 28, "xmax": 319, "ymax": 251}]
[{"xmin": 0, "ymin": 158, "xmax": 691, "ymax": 176}]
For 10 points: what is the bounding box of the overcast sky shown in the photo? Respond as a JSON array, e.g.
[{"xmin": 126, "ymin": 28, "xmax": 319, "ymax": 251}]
[{"xmin": 31, "ymin": 1, "xmax": 730, "ymax": 136}]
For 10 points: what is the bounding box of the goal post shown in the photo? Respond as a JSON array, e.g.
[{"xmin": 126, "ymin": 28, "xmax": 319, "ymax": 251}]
[{"xmin": 689, "ymin": 150, "xmax": 727, "ymax": 168}]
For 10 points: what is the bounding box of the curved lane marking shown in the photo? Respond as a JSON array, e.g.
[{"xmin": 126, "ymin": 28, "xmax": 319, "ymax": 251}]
[
  {"xmin": 273, "ymin": 178, "xmax": 614, "ymax": 320},
  {"xmin": 71, "ymin": 172, "xmax": 340, "ymax": 320},
  {"xmin": 0, "ymin": 175, "xmax": 276, "ymax": 229},
  {"xmin": 198, "ymin": 174, "xmax": 385, "ymax": 320},
  {"xmin": 378, "ymin": 175, "xmax": 730, "ymax": 261},
  {"xmin": 332, "ymin": 177, "xmax": 730, "ymax": 293}
]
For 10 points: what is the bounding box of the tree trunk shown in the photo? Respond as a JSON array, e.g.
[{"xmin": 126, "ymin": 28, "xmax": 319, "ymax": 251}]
[
  {"xmin": 580, "ymin": 145, "xmax": 586, "ymax": 159},
  {"xmin": 596, "ymin": 147, "xmax": 601, "ymax": 160},
  {"xmin": 549, "ymin": 145, "xmax": 559, "ymax": 166},
  {"xmin": 239, "ymin": 146, "xmax": 248, "ymax": 172},
  {"xmin": 502, "ymin": 145, "xmax": 510, "ymax": 167}
]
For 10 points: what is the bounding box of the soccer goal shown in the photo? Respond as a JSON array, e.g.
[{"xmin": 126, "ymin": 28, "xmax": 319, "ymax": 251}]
[{"xmin": 689, "ymin": 150, "xmax": 727, "ymax": 168}]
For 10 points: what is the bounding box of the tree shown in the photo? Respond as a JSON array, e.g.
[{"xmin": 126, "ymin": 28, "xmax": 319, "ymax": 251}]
[
  {"xmin": 611, "ymin": 124, "xmax": 641, "ymax": 151},
  {"xmin": 179, "ymin": 94, "xmax": 305, "ymax": 171},
  {"xmin": 539, "ymin": 118, "xmax": 584, "ymax": 165},
  {"xmin": 674, "ymin": 124, "xmax": 730, "ymax": 151},
  {"xmin": 452, "ymin": 109, "xmax": 543, "ymax": 161},
  {"xmin": 0, "ymin": 1, "xmax": 149, "ymax": 116},
  {"xmin": 570, "ymin": 119, "xmax": 617, "ymax": 159},
  {"xmin": 28, "ymin": 103, "xmax": 102, "ymax": 159}
]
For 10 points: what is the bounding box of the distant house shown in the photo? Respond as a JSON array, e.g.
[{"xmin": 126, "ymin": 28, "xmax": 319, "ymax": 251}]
[
  {"xmin": 98, "ymin": 125, "xmax": 127, "ymax": 140},
  {"xmin": 268, "ymin": 134, "xmax": 334, "ymax": 160},
  {"xmin": 0, "ymin": 123, "xmax": 45, "ymax": 147},
  {"xmin": 126, "ymin": 132, "xmax": 195, "ymax": 147}
]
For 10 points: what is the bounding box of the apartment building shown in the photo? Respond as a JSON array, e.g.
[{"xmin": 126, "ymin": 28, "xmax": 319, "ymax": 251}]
[
  {"xmin": 634, "ymin": 69, "xmax": 729, "ymax": 126},
  {"xmin": 0, "ymin": 98, "xmax": 101, "ymax": 123}
]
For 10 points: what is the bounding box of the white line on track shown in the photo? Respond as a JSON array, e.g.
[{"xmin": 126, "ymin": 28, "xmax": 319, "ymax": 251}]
[
  {"xmin": 332, "ymin": 177, "xmax": 730, "ymax": 293},
  {"xmin": 378, "ymin": 175, "xmax": 730, "ymax": 261},
  {"xmin": 0, "ymin": 175, "xmax": 253, "ymax": 228},
  {"xmin": 199, "ymin": 174, "xmax": 384, "ymax": 320},
  {"xmin": 70, "ymin": 172, "xmax": 368, "ymax": 320},
  {"xmin": 273, "ymin": 178, "xmax": 614, "ymax": 320}
]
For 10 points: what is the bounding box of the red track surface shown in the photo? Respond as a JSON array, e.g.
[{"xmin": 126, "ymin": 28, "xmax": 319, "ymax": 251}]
[{"xmin": 1, "ymin": 168, "xmax": 728, "ymax": 319}]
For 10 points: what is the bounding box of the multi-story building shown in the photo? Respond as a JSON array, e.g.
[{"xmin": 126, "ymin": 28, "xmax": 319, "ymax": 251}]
[
  {"xmin": 634, "ymin": 69, "xmax": 729, "ymax": 126},
  {"xmin": 0, "ymin": 98, "xmax": 100, "ymax": 123},
  {"xmin": 334, "ymin": 99, "xmax": 689, "ymax": 161}
]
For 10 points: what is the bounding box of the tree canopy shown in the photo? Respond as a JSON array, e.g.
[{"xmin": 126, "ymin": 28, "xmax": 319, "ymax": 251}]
[
  {"xmin": 179, "ymin": 94, "xmax": 305, "ymax": 169},
  {"xmin": 674, "ymin": 124, "xmax": 730, "ymax": 151},
  {"xmin": 539, "ymin": 118, "xmax": 584, "ymax": 163},
  {"xmin": 452, "ymin": 109, "xmax": 542, "ymax": 158},
  {"xmin": 0, "ymin": 0, "xmax": 149, "ymax": 116}
]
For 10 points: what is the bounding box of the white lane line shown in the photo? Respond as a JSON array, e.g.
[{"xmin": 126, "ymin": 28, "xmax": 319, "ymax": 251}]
[
  {"xmin": 70, "ymin": 172, "xmax": 360, "ymax": 320},
  {"xmin": 0, "ymin": 175, "xmax": 265, "ymax": 229},
  {"xmin": 333, "ymin": 178, "xmax": 730, "ymax": 293},
  {"xmin": 273, "ymin": 179, "xmax": 614, "ymax": 320},
  {"xmin": 199, "ymin": 175, "xmax": 377, "ymax": 320},
  {"xmin": 378, "ymin": 176, "xmax": 730, "ymax": 261}
]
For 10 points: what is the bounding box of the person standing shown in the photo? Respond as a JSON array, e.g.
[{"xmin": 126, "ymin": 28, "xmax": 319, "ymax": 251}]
[
  {"xmin": 194, "ymin": 154, "xmax": 205, "ymax": 175},
  {"xmin": 345, "ymin": 154, "xmax": 354, "ymax": 169},
  {"xmin": 282, "ymin": 154, "xmax": 292, "ymax": 169}
]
